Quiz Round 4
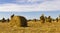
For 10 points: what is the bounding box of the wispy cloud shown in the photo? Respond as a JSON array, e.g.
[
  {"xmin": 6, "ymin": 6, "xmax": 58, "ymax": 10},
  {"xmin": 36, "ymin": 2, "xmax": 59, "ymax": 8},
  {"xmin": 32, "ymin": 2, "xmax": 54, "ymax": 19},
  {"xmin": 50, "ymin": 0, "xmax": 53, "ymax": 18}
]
[
  {"xmin": 0, "ymin": 0, "xmax": 60, "ymax": 12},
  {"xmin": 14, "ymin": 0, "xmax": 44, "ymax": 4}
]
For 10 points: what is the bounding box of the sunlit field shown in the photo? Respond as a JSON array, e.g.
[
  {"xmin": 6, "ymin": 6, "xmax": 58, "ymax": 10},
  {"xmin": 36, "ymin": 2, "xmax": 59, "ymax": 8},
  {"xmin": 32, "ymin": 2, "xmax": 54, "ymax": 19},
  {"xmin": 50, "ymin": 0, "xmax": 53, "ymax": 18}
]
[
  {"xmin": 0, "ymin": 13, "xmax": 59, "ymax": 33},
  {"xmin": 0, "ymin": 20, "xmax": 60, "ymax": 33}
]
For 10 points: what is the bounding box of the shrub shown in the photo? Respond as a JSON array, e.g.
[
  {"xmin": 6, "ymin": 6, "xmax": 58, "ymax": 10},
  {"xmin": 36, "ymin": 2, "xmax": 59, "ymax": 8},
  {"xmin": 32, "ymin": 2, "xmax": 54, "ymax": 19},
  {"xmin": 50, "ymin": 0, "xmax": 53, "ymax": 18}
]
[
  {"xmin": 27, "ymin": 19, "xmax": 32, "ymax": 22},
  {"xmin": 45, "ymin": 16, "xmax": 47, "ymax": 22},
  {"xmin": 33, "ymin": 19, "xmax": 37, "ymax": 22},
  {"xmin": 47, "ymin": 16, "xmax": 52, "ymax": 23},
  {"xmin": 56, "ymin": 17, "xmax": 58, "ymax": 22},
  {"xmin": 40, "ymin": 14, "xmax": 45, "ymax": 23},
  {"xmin": 2, "ymin": 18, "xmax": 6, "ymax": 22},
  {"xmin": 6, "ymin": 18, "xmax": 10, "ymax": 22}
]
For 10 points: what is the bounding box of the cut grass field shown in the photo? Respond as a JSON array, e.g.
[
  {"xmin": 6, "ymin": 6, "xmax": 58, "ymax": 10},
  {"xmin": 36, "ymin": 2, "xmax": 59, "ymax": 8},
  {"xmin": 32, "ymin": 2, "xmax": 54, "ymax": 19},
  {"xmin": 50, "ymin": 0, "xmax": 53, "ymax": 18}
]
[{"xmin": 0, "ymin": 20, "xmax": 60, "ymax": 33}]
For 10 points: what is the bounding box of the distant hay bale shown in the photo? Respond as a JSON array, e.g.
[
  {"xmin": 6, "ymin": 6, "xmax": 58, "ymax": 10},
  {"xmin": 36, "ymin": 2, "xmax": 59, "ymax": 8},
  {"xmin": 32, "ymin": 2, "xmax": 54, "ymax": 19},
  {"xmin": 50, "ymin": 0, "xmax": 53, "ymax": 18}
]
[{"xmin": 9, "ymin": 16, "xmax": 27, "ymax": 27}]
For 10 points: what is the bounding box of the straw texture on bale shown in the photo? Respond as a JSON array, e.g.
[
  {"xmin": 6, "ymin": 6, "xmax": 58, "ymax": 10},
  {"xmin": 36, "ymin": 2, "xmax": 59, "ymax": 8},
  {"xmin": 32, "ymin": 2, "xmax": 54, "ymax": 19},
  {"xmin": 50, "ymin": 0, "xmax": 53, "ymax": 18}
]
[{"xmin": 9, "ymin": 16, "xmax": 27, "ymax": 27}]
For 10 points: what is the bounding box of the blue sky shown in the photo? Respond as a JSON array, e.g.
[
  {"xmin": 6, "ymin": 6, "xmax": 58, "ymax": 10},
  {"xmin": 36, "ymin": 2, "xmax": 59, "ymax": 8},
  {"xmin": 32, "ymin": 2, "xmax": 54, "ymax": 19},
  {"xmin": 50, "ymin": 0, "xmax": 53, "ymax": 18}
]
[
  {"xmin": 0, "ymin": 11, "xmax": 59, "ymax": 20},
  {"xmin": 0, "ymin": 0, "xmax": 60, "ymax": 19},
  {"xmin": 0, "ymin": 0, "xmax": 43, "ymax": 4},
  {"xmin": 0, "ymin": 0, "xmax": 60, "ymax": 11}
]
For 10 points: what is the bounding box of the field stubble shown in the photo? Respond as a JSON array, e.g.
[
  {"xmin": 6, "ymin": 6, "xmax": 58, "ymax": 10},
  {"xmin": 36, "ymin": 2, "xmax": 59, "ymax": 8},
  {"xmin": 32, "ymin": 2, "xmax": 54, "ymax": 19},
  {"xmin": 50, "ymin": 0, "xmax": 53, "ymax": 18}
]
[{"xmin": 0, "ymin": 21, "xmax": 60, "ymax": 33}]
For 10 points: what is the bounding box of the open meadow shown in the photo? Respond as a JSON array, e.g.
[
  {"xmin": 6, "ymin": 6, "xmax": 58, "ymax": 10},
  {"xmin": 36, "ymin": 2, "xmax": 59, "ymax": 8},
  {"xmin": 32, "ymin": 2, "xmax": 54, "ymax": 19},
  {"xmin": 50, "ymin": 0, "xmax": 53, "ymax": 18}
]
[{"xmin": 0, "ymin": 20, "xmax": 60, "ymax": 33}]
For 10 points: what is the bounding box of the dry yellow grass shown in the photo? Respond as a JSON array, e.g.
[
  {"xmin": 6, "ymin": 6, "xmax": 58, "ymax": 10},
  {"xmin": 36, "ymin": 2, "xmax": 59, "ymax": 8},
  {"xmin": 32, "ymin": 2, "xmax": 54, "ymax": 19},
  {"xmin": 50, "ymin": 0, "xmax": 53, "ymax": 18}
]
[{"xmin": 0, "ymin": 20, "xmax": 60, "ymax": 33}]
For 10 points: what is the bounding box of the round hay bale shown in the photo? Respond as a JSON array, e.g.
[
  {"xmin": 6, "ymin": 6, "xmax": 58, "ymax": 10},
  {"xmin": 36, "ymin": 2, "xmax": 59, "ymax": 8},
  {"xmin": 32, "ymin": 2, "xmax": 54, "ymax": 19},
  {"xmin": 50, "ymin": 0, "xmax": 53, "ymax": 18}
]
[{"xmin": 9, "ymin": 16, "xmax": 27, "ymax": 27}]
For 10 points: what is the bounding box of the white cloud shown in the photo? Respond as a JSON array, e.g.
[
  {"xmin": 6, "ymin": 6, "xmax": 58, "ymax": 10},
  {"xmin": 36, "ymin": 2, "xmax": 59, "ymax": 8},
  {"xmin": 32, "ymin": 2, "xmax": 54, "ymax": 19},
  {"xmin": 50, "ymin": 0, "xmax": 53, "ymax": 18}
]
[
  {"xmin": 15, "ymin": 0, "xmax": 44, "ymax": 2},
  {"xmin": 0, "ymin": 4, "xmax": 39, "ymax": 12},
  {"xmin": 38, "ymin": 0, "xmax": 60, "ymax": 11},
  {"xmin": 14, "ymin": 0, "xmax": 48, "ymax": 4},
  {"xmin": 0, "ymin": 0, "xmax": 60, "ymax": 12}
]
